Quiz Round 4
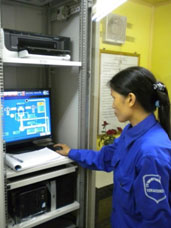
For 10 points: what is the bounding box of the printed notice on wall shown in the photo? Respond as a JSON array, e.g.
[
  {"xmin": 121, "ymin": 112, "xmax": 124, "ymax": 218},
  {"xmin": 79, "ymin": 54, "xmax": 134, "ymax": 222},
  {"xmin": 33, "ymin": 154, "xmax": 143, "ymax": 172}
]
[{"xmin": 98, "ymin": 52, "xmax": 139, "ymax": 134}]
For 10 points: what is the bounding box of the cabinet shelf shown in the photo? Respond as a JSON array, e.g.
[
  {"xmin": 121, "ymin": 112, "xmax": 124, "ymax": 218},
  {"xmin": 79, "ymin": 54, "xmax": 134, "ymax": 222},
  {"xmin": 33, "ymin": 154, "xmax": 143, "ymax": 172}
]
[
  {"xmin": 3, "ymin": 57, "xmax": 82, "ymax": 67},
  {"xmin": 6, "ymin": 157, "xmax": 73, "ymax": 179},
  {"xmin": 7, "ymin": 164, "xmax": 77, "ymax": 190},
  {"xmin": 8, "ymin": 201, "xmax": 80, "ymax": 228}
]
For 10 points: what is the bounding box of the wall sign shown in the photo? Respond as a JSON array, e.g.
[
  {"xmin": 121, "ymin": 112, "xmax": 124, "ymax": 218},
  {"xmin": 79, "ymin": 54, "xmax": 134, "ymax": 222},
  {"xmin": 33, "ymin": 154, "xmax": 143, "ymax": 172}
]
[{"xmin": 98, "ymin": 51, "xmax": 139, "ymax": 134}]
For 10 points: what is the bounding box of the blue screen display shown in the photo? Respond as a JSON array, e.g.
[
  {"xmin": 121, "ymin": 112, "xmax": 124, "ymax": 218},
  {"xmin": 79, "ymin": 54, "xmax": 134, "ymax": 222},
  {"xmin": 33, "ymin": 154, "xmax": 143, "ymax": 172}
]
[{"xmin": 3, "ymin": 90, "xmax": 51, "ymax": 144}]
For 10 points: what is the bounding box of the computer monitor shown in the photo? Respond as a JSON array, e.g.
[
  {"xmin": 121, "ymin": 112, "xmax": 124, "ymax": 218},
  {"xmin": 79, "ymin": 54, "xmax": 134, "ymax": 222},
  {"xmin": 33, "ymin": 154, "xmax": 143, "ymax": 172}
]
[{"xmin": 3, "ymin": 89, "xmax": 52, "ymax": 150}]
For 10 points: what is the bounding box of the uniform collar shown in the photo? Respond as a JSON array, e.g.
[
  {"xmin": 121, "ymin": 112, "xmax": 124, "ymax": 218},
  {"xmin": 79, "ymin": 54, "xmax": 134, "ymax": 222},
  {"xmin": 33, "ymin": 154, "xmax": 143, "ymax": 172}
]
[{"xmin": 123, "ymin": 113, "xmax": 157, "ymax": 148}]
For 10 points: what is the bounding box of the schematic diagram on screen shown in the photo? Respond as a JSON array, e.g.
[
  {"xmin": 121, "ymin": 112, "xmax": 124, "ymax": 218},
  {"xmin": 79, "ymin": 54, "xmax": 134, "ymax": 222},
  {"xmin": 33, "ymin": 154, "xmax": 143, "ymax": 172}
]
[{"xmin": 4, "ymin": 97, "xmax": 51, "ymax": 141}]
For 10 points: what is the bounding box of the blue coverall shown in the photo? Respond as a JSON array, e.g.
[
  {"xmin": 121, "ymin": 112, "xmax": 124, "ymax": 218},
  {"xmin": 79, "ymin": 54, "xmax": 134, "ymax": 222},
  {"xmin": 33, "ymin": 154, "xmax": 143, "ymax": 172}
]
[{"xmin": 68, "ymin": 114, "xmax": 171, "ymax": 228}]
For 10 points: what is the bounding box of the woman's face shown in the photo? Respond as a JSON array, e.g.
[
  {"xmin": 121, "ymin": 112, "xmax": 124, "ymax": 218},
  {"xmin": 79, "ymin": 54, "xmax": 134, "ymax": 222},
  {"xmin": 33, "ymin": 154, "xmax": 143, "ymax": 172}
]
[{"xmin": 111, "ymin": 89, "xmax": 132, "ymax": 123}]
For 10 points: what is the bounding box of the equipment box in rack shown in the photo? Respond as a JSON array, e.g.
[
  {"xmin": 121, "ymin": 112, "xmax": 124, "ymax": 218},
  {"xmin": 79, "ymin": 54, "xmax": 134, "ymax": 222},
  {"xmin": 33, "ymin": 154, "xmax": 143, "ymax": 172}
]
[
  {"xmin": 7, "ymin": 170, "xmax": 77, "ymax": 225},
  {"xmin": 8, "ymin": 183, "xmax": 51, "ymax": 224},
  {"xmin": 56, "ymin": 172, "xmax": 77, "ymax": 208}
]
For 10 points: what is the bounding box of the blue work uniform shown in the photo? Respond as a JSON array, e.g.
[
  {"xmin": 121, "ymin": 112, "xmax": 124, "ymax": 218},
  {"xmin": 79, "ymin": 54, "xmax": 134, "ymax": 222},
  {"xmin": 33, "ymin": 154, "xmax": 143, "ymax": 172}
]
[{"xmin": 68, "ymin": 114, "xmax": 171, "ymax": 228}]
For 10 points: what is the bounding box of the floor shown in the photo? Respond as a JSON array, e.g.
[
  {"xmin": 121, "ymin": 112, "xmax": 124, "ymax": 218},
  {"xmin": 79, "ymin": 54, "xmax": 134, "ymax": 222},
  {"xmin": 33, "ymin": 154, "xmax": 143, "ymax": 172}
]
[{"xmin": 95, "ymin": 185, "xmax": 113, "ymax": 228}]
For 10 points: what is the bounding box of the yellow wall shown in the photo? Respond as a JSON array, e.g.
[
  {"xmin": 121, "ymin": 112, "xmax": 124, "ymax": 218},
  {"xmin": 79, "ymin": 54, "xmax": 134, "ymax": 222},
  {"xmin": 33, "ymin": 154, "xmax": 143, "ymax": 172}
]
[
  {"xmin": 151, "ymin": 2, "xmax": 171, "ymax": 98},
  {"xmin": 100, "ymin": 0, "xmax": 171, "ymax": 96},
  {"xmin": 96, "ymin": 0, "xmax": 171, "ymax": 188},
  {"xmin": 100, "ymin": 1, "xmax": 154, "ymax": 68},
  {"xmin": 97, "ymin": 1, "xmax": 154, "ymax": 187}
]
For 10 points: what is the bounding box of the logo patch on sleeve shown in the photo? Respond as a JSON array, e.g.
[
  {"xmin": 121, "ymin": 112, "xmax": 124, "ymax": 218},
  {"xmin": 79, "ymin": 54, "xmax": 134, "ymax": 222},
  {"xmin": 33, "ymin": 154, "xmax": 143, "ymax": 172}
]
[{"xmin": 143, "ymin": 174, "xmax": 166, "ymax": 204}]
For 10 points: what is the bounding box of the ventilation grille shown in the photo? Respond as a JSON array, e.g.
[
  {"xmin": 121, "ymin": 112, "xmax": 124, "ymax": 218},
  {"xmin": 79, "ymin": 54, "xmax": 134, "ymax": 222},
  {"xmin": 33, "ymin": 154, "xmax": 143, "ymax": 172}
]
[{"xmin": 103, "ymin": 14, "xmax": 127, "ymax": 44}]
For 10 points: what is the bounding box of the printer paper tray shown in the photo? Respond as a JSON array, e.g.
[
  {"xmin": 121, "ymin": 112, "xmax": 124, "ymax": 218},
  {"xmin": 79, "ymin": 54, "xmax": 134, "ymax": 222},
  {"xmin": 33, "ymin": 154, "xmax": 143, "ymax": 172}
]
[{"xmin": 19, "ymin": 50, "xmax": 71, "ymax": 61}]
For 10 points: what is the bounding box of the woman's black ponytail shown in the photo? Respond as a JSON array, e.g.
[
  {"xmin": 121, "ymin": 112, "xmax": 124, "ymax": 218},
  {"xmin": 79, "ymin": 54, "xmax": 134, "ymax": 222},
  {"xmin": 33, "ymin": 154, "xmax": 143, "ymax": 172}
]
[
  {"xmin": 108, "ymin": 66, "xmax": 171, "ymax": 139},
  {"xmin": 153, "ymin": 82, "xmax": 171, "ymax": 139}
]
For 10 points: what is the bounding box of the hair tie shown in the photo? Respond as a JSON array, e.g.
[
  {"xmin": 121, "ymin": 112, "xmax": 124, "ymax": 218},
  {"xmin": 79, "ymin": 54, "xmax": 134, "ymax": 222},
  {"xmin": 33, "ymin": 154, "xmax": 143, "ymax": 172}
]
[
  {"xmin": 155, "ymin": 100, "xmax": 160, "ymax": 108},
  {"xmin": 153, "ymin": 82, "xmax": 165, "ymax": 92}
]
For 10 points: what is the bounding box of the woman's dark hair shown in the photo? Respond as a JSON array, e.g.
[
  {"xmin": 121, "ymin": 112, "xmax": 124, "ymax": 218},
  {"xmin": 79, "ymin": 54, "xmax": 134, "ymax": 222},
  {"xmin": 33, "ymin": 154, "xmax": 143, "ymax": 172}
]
[{"xmin": 108, "ymin": 66, "xmax": 171, "ymax": 139}]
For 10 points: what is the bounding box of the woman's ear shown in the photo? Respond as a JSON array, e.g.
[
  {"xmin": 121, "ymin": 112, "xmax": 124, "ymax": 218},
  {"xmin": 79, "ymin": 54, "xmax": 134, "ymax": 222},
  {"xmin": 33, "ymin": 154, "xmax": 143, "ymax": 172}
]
[{"xmin": 127, "ymin": 92, "xmax": 136, "ymax": 107}]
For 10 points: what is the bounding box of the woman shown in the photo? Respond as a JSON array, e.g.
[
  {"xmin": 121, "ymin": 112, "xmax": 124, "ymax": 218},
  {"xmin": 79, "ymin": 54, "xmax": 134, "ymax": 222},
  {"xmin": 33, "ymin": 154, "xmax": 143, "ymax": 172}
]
[{"xmin": 55, "ymin": 66, "xmax": 171, "ymax": 228}]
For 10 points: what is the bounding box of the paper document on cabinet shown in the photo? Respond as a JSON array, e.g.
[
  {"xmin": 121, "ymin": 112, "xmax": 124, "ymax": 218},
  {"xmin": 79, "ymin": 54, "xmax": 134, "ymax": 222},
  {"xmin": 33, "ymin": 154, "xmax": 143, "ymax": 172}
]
[{"xmin": 5, "ymin": 147, "xmax": 68, "ymax": 171}]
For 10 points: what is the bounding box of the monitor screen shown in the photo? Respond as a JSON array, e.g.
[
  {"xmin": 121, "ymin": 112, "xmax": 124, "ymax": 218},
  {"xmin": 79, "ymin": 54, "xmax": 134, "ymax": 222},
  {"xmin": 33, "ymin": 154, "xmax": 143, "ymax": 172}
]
[{"xmin": 3, "ymin": 89, "xmax": 52, "ymax": 145}]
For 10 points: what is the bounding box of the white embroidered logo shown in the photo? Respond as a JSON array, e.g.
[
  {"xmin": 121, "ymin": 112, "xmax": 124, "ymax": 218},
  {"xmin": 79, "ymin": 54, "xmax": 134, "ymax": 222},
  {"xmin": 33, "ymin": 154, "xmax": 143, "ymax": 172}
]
[{"xmin": 143, "ymin": 174, "xmax": 166, "ymax": 204}]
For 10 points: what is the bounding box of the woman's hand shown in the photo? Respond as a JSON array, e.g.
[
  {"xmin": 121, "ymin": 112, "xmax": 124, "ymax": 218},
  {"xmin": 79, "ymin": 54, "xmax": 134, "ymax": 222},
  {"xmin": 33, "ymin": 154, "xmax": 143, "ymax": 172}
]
[{"xmin": 53, "ymin": 143, "xmax": 71, "ymax": 156}]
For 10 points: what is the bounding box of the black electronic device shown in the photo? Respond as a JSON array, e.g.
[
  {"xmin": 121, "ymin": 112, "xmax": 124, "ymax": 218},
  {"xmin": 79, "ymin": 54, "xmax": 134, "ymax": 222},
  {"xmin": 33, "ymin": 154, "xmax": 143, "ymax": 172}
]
[
  {"xmin": 8, "ymin": 184, "xmax": 51, "ymax": 224},
  {"xmin": 47, "ymin": 144, "xmax": 63, "ymax": 151},
  {"xmin": 1, "ymin": 28, "xmax": 71, "ymax": 60},
  {"xmin": 3, "ymin": 89, "xmax": 53, "ymax": 152},
  {"xmin": 56, "ymin": 172, "xmax": 76, "ymax": 208},
  {"xmin": 8, "ymin": 172, "xmax": 77, "ymax": 225},
  {"xmin": 55, "ymin": 146, "xmax": 63, "ymax": 150},
  {"xmin": 8, "ymin": 0, "xmax": 53, "ymax": 6}
]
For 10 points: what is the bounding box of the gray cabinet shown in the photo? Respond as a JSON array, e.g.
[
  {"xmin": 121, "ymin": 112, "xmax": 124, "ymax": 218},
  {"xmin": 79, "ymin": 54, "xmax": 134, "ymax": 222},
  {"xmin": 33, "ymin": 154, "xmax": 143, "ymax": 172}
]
[{"xmin": 0, "ymin": 0, "xmax": 92, "ymax": 227}]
